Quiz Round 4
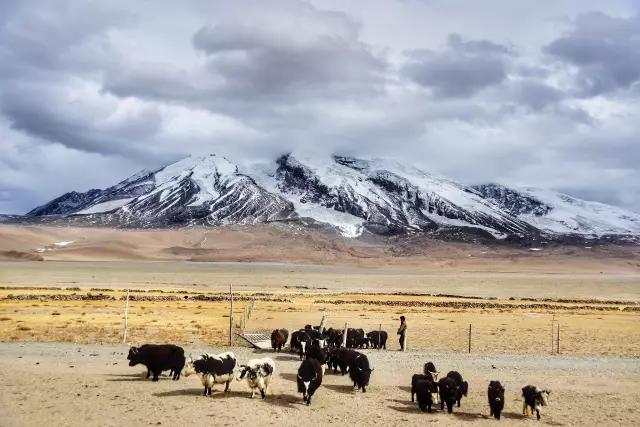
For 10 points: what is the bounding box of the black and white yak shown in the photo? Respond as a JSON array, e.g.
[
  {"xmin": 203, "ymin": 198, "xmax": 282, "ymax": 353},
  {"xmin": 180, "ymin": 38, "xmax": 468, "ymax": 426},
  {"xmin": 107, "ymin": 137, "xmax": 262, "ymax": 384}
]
[
  {"xmin": 348, "ymin": 353, "xmax": 373, "ymax": 392},
  {"xmin": 411, "ymin": 374, "xmax": 438, "ymax": 411},
  {"xmin": 488, "ymin": 381, "xmax": 505, "ymax": 420},
  {"xmin": 438, "ymin": 376, "xmax": 459, "ymax": 413},
  {"xmin": 182, "ymin": 352, "xmax": 236, "ymax": 395},
  {"xmin": 305, "ymin": 344, "xmax": 328, "ymax": 374},
  {"xmin": 291, "ymin": 330, "xmax": 310, "ymax": 359},
  {"xmin": 127, "ymin": 344, "xmax": 185, "ymax": 381},
  {"xmin": 297, "ymin": 358, "xmax": 323, "ymax": 405},
  {"xmin": 522, "ymin": 385, "xmax": 551, "ymax": 420},
  {"xmin": 446, "ymin": 371, "xmax": 468, "ymax": 407},
  {"xmin": 271, "ymin": 329, "xmax": 288, "ymax": 352},
  {"xmin": 412, "ymin": 377, "xmax": 436, "ymax": 412},
  {"xmin": 304, "ymin": 327, "xmax": 327, "ymax": 348},
  {"xmin": 424, "ymin": 361, "xmax": 439, "ymax": 380},
  {"xmin": 238, "ymin": 358, "xmax": 275, "ymax": 399}
]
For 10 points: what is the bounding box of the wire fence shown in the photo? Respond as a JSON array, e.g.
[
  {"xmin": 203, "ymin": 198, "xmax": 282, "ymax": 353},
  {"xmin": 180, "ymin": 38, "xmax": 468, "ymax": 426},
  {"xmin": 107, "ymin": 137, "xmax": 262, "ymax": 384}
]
[{"xmin": 3, "ymin": 287, "xmax": 630, "ymax": 355}]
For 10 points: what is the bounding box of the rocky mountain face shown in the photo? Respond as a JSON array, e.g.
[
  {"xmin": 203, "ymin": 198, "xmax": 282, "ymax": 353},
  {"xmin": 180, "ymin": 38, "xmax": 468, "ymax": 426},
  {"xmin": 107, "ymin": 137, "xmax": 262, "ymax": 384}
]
[{"xmin": 19, "ymin": 153, "xmax": 640, "ymax": 242}]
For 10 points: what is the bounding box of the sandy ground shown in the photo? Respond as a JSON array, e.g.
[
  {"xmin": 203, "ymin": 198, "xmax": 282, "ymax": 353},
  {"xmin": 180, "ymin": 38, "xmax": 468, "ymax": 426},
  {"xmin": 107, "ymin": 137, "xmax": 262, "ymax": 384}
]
[
  {"xmin": 1, "ymin": 224, "xmax": 640, "ymax": 272},
  {"xmin": 0, "ymin": 342, "xmax": 638, "ymax": 427},
  {"xmin": 2, "ymin": 259, "xmax": 640, "ymax": 300}
]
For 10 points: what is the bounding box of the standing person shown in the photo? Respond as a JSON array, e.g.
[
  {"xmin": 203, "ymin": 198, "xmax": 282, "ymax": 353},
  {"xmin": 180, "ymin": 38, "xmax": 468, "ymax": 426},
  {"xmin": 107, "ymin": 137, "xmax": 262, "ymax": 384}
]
[{"xmin": 397, "ymin": 316, "xmax": 407, "ymax": 351}]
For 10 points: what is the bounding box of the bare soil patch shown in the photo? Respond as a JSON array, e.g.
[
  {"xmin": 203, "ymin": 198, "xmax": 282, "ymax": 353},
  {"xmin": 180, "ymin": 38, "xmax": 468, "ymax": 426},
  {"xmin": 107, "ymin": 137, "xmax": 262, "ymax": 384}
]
[{"xmin": 0, "ymin": 342, "xmax": 638, "ymax": 426}]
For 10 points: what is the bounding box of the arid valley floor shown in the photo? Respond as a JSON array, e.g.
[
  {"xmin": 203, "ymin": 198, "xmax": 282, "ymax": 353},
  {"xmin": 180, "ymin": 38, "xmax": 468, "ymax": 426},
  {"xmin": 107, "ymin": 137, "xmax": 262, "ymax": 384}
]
[{"xmin": 1, "ymin": 225, "xmax": 639, "ymax": 425}]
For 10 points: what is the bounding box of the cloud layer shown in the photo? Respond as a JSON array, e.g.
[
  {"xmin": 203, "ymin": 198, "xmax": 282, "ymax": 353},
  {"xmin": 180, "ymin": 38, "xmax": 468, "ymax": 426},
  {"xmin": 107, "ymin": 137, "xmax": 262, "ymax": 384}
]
[{"xmin": 1, "ymin": 0, "xmax": 639, "ymax": 214}]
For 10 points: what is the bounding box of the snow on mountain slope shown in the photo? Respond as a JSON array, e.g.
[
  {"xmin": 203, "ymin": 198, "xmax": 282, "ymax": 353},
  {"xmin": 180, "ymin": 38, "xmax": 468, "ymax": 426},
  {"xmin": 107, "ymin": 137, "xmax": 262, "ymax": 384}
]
[
  {"xmin": 333, "ymin": 156, "xmax": 534, "ymax": 238},
  {"xmin": 244, "ymin": 159, "xmax": 366, "ymax": 237},
  {"xmin": 114, "ymin": 154, "xmax": 296, "ymax": 226},
  {"xmin": 515, "ymin": 187, "xmax": 640, "ymax": 235},
  {"xmin": 75, "ymin": 198, "xmax": 134, "ymax": 215},
  {"xmin": 473, "ymin": 183, "xmax": 640, "ymax": 236},
  {"xmin": 24, "ymin": 153, "xmax": 640, "ymax": 241}
]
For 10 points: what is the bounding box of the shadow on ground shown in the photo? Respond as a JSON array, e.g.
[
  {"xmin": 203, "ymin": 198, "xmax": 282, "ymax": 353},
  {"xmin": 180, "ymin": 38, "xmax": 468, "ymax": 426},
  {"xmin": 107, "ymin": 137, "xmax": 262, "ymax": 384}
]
[
  {"xmin": 324, "ymin": 384, "xmax": 355, "ymax": 395},
  {"xmin": 153, "ymin": 388, "xmax": 204, "ymax": 397},
  {"xmin": 280, "ymin": 373, "xmax": 297, "ymax": 382}
]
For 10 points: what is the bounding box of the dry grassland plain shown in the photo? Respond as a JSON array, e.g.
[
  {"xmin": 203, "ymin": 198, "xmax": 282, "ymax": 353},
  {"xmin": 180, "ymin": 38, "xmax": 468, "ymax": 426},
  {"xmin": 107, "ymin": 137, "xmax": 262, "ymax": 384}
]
[
  {"xmin": 0, "ymin": 224, "xmax": 639, "ymax": 354},
  {"xmin": 1, "ymin": 225, "xmax": 639, "ymax": 426}
]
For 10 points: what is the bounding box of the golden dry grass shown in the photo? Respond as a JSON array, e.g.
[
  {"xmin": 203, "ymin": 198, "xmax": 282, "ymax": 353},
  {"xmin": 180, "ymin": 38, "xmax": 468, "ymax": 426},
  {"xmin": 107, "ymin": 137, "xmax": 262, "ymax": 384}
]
[{"xmin": 1, "ymin": 287, "xmax": 638, "ymax": 356}]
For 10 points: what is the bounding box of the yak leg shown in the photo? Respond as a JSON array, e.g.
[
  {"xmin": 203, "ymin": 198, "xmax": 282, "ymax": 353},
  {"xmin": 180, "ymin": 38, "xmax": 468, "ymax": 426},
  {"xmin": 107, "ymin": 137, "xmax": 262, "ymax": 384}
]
[{"xmin": 224, "ymin": 380, "xmax": 231, "ymax": 392}]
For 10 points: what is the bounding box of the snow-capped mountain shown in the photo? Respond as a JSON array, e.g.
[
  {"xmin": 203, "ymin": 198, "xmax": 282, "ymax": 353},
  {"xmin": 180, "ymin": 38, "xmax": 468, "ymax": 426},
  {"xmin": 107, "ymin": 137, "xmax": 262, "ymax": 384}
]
[{"xmin": 22, "ymin": 154, "xmax": 640, "ymax": 241}]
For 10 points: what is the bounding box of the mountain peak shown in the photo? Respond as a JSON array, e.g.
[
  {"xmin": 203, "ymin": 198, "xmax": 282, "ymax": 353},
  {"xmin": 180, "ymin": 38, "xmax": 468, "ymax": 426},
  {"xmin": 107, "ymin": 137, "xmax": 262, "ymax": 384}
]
[{"xmin": 23, "ymin": 154, "xmax": 640, "ymax": 241}]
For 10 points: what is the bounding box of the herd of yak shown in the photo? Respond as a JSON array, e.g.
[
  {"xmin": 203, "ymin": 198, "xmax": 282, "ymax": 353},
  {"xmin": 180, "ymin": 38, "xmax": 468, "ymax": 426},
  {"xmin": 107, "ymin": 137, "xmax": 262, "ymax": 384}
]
[{"xmin": 126, "ymin": 325, "xmax": 551, "ymax": 420}]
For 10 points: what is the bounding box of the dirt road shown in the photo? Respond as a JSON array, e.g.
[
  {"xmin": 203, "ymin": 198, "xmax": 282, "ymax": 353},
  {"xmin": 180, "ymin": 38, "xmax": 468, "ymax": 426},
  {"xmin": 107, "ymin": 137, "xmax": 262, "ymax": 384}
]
[{"xmin": 1, "ymin": 342, "xmax": 638, "ymax": 426}]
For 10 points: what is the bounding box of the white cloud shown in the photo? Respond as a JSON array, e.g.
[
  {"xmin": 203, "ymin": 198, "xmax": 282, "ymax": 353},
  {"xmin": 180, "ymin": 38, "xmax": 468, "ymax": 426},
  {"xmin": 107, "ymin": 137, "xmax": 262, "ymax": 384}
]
[{"xmin": 0, "ymin": 0, "xmax": 639, "ymax": 213}]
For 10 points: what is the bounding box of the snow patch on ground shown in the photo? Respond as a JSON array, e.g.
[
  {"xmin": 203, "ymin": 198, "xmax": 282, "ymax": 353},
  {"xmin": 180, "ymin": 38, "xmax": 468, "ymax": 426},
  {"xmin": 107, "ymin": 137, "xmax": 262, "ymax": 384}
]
[
  {"xmin": 37, "ymin": 241, "xmax": 75, "ymax": 252},
  {"xmin": 76, "ymin": 199, "xmax": 133, "ymax": 215},
  {"xmin": 423, "ymin": 212, "xmax": 507, "ymax": 239}
]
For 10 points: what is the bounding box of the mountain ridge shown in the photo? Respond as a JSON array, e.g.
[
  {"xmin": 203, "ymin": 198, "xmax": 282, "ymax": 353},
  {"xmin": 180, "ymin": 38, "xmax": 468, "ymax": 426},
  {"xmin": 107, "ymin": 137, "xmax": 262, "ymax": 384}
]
[{"xmin": 14, "ymin": 153, "xmax": 640, "ymax": 243}]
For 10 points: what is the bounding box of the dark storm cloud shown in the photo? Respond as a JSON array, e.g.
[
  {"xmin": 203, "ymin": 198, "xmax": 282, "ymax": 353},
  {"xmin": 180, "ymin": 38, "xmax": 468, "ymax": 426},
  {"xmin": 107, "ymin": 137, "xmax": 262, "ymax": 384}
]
[
  {"xmin": 104, "ymin": 3, "xmax": 386, "ymax": 113},
  {"xmin": 402, "ymin": 34, "xmax": 514, "ymax": 98},
  {"xmin": 545, "ymin": 12, "xmax": 640, "ymax": 96},
  {"xmin": 193, "ymin": 23, "xmax": 386, "ymax": 99},
  {"xmin": 0, "ymin": 83, "xmax": 163, "ymax": 159}
]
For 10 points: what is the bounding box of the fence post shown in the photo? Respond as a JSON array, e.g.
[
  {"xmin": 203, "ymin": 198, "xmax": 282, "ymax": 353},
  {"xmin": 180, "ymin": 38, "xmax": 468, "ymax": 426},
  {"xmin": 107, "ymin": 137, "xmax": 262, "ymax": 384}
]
[
  {"xmin": 319, "ymin": 310, "xmax": 328, "ymax": 334},
  {"xmin": 123, "ymin": 289, "xmax": 130, "ymax": 344},
  {"xmin": 342, "ymin": 322, "xmax": 348, "ymax": 348},
  {"xmin": 378, "ymin": 323, "xmax": 382, "ymax": 350},
  {"xmin": 468, "ymin": 324, "xmax": 471, "ymax": 353},
  {"xmin": 229, "ymin": 284, "xmax": 234, "ymax": 346},
  {"xmin": 557, "ymin": 324, "xmax": 560, "ymax": 354}
]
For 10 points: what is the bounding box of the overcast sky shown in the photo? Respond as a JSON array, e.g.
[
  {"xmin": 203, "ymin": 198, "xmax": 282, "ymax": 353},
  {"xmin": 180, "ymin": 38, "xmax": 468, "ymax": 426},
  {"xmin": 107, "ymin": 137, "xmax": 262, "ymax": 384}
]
[{"xmin": 1, "ymin": 0, "xmax": 640, "ymax": 214}]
